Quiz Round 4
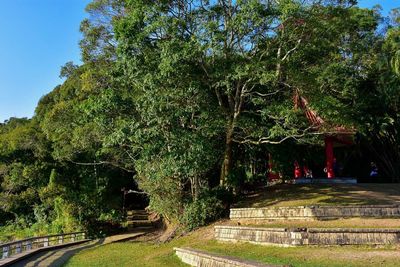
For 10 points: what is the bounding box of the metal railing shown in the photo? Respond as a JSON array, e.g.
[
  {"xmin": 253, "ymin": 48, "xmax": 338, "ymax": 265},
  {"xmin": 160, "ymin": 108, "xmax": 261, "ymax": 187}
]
[{"xmin": 0, "ymin": 232, "xmax": 86, "ymax": 260}]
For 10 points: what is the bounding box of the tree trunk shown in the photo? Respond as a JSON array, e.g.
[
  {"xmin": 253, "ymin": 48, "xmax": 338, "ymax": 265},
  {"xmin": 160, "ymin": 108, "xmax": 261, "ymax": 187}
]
[
  {"xmin": 220, "ymin": 120, "xmax": 234, "ymax": 186},
  {"xmin": 191, "ymin": 176, "xmax": 200, "ymax": 200}
]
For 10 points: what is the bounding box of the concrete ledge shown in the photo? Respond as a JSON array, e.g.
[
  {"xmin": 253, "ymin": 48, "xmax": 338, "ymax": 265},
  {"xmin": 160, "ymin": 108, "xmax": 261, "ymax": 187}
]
[
  {"xmin": 174, "ymin": 247, "xmax": 280, "ymax": 267},
  {"xmin": 230, "ymin": 205, "xmax": 400, "ymax": 220},
  {"xmin": 214, "ymin": 226, "xmax": 400, "ymax": 246},
  {"xmin": 293, "ymin": 178, "xmax": 357, "ymax": 184}
]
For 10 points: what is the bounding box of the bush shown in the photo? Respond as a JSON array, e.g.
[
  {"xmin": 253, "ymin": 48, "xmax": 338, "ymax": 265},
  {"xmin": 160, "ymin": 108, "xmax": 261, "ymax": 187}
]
[
  {"xmin": 181, "ymin": 191, "xmax": 226, "ymax": 231},
  {"xmin": 226, "ymin": 166, "xmax": 246, "ymax": 190},
  {"xmin": 210, "ymin": 186, "xmax": 234, "ymax": 206}
]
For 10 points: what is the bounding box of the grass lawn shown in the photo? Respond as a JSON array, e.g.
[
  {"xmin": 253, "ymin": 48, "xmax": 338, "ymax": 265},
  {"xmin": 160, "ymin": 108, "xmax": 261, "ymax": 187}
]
[
  {"xmin": 235, "ymin": 183, "xmax": 400, "ymax": 208},
  {"xmin": 64, "ymin": 224, "xmax": 400, "ymax": 267}
]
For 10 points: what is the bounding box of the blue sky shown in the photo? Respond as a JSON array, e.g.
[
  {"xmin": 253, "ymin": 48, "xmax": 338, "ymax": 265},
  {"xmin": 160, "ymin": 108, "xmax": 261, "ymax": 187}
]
[
  {"xmin": 0, "ymin": 0, "xmax": 91, "ymax": 123},
  {"xmin": 0, "ymin": 0, "xmax": 399, "ymax": 123}
]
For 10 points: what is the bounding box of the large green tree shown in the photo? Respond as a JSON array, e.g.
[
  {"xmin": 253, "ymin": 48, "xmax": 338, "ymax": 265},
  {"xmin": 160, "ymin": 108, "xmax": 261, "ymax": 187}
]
[{"xmin": 115, "ymin": 0, "xmax": 370, "ymax": 188}]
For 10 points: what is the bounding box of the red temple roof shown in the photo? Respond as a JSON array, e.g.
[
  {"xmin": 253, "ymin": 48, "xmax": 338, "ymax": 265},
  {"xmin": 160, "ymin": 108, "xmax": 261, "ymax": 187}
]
[{"xmin": 293, "ymin": 89, "xmax": 355, "ymax": 136}]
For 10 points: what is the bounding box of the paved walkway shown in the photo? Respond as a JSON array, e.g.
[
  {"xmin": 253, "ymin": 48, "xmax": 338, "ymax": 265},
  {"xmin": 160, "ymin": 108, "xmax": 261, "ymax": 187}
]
[{"xmin": 5, "ymin": 232, "xmax": 146, "ymax": 267}]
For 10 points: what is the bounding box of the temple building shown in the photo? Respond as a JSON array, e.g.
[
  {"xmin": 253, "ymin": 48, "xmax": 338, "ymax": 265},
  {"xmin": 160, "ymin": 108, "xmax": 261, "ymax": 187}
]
[{"xmin": 293, "ymin": 90, "xmax": 355, "ymax": 178}]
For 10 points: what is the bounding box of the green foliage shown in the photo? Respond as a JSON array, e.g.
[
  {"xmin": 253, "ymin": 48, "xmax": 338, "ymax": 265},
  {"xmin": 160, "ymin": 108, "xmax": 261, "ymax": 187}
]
[
  {"xmin": 226, "ymin": 166, "xmax": 247, "ymax": 190},
  {"xmin": 181, "ymin": 191, "xmax": 225, "ymax": 231}
]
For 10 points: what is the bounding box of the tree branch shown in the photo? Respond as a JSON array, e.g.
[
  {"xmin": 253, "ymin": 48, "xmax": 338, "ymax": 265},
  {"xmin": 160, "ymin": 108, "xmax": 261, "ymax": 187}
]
[{"xmin": 69, "ymin": 160, "xmax": 135, "ymax": 173}]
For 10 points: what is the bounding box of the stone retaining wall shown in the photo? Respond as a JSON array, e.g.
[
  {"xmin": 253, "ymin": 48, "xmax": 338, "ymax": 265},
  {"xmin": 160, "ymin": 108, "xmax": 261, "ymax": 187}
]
[
  {"xmin": 214, "ymin": 226, "xmax": 400, "ymax": 246},
  {"xmin": 215, "ymin": 226, "xmax": 306, "ymax": 246},
  {"xmin": 174, "ymin": 247, "xmax": 277, "ymax": 267},
  {"xmin": 230, "ymin": 205, "xmax": 400, "ymax": 220}
]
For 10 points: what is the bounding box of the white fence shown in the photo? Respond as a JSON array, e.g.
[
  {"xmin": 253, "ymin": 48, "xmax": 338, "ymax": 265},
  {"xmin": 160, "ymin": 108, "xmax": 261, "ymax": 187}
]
[{"xmin": 0, "ymin": 232, "xmax": 86, "ymax": 260}]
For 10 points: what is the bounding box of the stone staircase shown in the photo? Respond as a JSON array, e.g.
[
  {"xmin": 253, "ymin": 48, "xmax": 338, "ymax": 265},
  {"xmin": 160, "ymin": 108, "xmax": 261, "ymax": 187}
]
[{"xmin": 126, "ymin": 210, "xmax": 155, "ymax": 231}]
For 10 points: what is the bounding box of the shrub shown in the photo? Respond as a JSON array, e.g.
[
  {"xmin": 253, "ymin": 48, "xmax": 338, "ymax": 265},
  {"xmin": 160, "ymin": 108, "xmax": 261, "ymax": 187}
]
[
  {"xmin": 226, "ymin": 166, "xmax": 247, "ymax": 190},
  {"xmin": 181, "ymin": 191, "xmax": 226, "ymax": 231}
]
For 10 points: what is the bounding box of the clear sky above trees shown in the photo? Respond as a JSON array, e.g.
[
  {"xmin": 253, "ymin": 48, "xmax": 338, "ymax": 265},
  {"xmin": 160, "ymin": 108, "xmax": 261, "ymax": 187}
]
[
  {"xmin": 0, "ymin": 0, "xmax": 398, "ymax": 123},
  {"xmin": 0, "ymin": 0, "xmax": 91, "ymax": 122}
]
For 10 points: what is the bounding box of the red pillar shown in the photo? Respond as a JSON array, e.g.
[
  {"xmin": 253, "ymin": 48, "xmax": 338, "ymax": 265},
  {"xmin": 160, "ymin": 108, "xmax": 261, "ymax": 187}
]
[{"xmin": 325, "ymin": 136, "xmax": 335, "ymax": 178}]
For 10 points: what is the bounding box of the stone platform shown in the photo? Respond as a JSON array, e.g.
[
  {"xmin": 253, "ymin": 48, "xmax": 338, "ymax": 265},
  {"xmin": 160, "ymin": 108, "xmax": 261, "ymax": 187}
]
[
  {"xmin": 215, "ymin": 226, "xmax": 400, "ymax": 246},
  {"xmin": 230, "ymin": 205, "xmax": 400, "ymax": 220},
  {"xmin": 293, "ymin": 178, "xmax": 357, "ymax": 184}
]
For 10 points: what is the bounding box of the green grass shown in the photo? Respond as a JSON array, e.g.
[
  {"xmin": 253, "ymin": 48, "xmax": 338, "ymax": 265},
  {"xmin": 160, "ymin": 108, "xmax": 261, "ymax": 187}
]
[
  {"xmin": 64, "ymin": 225, "xmax": 400, "ymax": 267},
  {"xmin": 194, "ymin": 241, "xmax": 400, "ymax": 267},
  {"xmin": 235, "ymin": 183, "xmax": 400, "ymax": 208},
  {"xmin": 64, "ymin": 242, "xmax": 187, "ymax": 267}
]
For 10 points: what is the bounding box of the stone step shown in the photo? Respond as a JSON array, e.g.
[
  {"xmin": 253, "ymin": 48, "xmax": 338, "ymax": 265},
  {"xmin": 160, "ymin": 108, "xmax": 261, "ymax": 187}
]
[
  {"xmin": 126, "ymin": 210, "xmax": 148, "ymax": 216},
  {"xmin": 214, "ymin": 225, "xmax": 400, "ymax": 246},
  {"xmin": 230, "ymin": 205, "xmax": 400, "ymax": 220},
  {"xmin": 127, "ymin": 214, "xmax": 148, "ymax": 220},
  {"xmin": 127, "ymin": 226, "xmax": 154, "ymax": 231},
  {"xmin": 126, "ymin": 221, "xmax": 153, "ymax": 228},
  {"xmin": 174, "ymin": 247, "xmax": 281, "ymax": 267},
  {"xmin": 127, "ymin": 220, "xmax": 152, "ymax": 224}
]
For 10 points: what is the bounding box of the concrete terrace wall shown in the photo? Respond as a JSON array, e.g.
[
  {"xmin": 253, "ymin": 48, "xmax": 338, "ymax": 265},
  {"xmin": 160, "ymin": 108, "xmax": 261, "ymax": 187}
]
[
  {"xmin": 215, "ymin": 226, "xmax": 400, "ymax": 246},
  {"xmin": 230, "ymin": 205, "xmax": 400, "ymax": 220},
  {"xmin": 174, "ymin": 247, "xmax": 277, "ymax": 267},
  {"xmin": 215, "ymin": 226, "xmax": 307, "ymax": 246},
  {"xmin": 306, "ymin": 228, "xmax": 400, "ymax": 245}
]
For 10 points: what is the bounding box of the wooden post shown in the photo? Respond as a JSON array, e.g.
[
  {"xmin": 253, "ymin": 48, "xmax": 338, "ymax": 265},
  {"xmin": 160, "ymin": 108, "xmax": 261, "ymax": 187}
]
[
  {"xmin": 121, "ymin": 187, "xmax": 126, "ymax": 215},
  {"xmin": 325, "ymin": 136, "xmax": 335, "ymax": 178}
]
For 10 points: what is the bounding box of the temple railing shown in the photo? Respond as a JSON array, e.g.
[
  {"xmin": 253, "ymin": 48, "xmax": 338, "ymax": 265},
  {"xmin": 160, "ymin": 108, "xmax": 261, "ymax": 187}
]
[{"xmin": 0, "ymin": 232, "xmax": 86, "ymax": 260}]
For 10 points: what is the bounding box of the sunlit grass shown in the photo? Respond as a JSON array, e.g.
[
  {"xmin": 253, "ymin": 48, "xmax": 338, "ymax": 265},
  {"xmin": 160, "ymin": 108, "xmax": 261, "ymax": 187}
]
[
  {"xmin": 235, "ymin": 184, "xmax": 400, "ymax": 208},
  {"xmin": 65, "ymin": 224, "xmax": 400, "ymax": 267}
]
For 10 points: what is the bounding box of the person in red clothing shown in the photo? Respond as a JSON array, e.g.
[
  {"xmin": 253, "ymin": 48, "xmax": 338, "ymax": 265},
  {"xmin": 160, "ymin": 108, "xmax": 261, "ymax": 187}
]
[
  {"xmin": 267, "ymin": 153, "xmax": 281, "ymax": 182},
  {"xmin": 294, "ymin": 160, "xmax": 302, "ymax": 178}
]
